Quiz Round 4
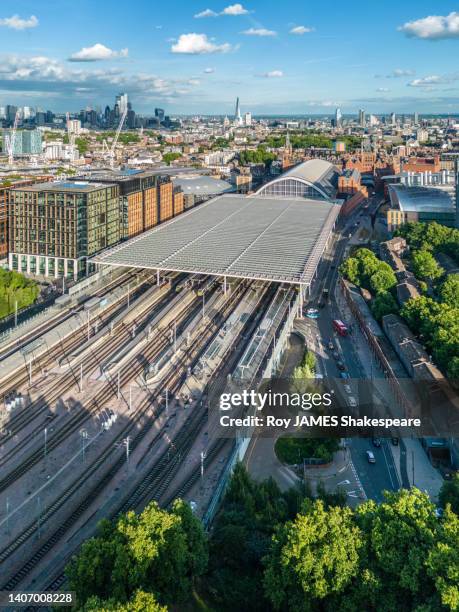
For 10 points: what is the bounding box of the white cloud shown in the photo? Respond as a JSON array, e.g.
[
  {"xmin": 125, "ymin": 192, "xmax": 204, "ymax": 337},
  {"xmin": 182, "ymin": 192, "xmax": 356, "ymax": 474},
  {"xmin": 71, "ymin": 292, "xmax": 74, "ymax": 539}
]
[
  {"xmin": 388, "ymin": 68, "xmax": 415, "ymax": 78},
  {"xmin": 0, "ymin": 15, "xmax": 38, "ymax": 30},
  {"xmin": 407, "ymin": 75, "xmax": 455, "ymax": 88},
  {"xmin": 306, "ymin": 100, "xmax": 341, "ymax": 107},
  {"xmin": 221, "ymin": 3, "xmax": 249, "ymax": 15},
  {"xmin": 399, "ymin": 11, "xmax": 459, "ymax": 40},
  {"xmin": 69, "ymin": 44, "xmax": 129, "ymax": 62},
  {"xmin": 289, "ymin": 25, "xmax": 314, "ymax": 35},
  {"xmin": 203, "ymin": 67, "xmax": 215, "ymax": 73},
  {"xmin": 242, "ymin": 27, "xmax": 276, "ymax": 36},
  {"xmin": 187, "ymin": 78, "xmax": 201, "ymax": 85},
  {"xmin": 171, "ymin": 33, "xmax": 232, "ymax": 54},
  {"xmin": 262, "ymin": 70, "xmax": 283, "ymax": 78},
  {"xmin": 376, "ymin": 87, "xmax": 390, "ymax": 92},
  {"xmin": 194, "ymin": 8, "xmax": 218, "ymax": 18}
]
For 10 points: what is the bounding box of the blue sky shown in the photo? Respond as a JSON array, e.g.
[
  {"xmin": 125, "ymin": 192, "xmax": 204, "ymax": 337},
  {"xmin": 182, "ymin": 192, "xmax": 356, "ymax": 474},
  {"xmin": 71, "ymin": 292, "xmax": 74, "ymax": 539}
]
[{"xmin": 1, "ymin": 1, "xmax": 459, "ymax": 115}]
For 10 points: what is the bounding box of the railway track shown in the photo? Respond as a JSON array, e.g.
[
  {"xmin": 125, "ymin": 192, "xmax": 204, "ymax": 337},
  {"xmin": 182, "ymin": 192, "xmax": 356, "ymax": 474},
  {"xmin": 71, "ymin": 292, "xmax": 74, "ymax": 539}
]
[
  {"xmin": 0, "ymin": 278, "xmax": 173, "ymax": 451},
  {"xmin": 0, "ymin": 280, "xmax": 252, "ymax": 591},
  {"xmin": 0, "ymin": 283, "xmax": 206, "ymax": 490}
]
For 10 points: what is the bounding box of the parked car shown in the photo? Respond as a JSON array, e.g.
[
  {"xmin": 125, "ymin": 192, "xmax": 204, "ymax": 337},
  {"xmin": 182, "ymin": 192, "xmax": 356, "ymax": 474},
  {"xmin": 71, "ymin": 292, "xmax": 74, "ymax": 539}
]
[
  {"xmin": 372, "ymin": 437, "xmax": 381, "ymax": 448},
  {"xmin": 328, "ymin": 341, "xmax": 334, "ymax": 350},
  {"xmin": 391, "ymin": 437, "xmax": 399, "ymax": 446},
  {"xmin": 348, "ymin": 396, "xmax": 357, "ymax": 407},
  {"xmin": 366, "ymin": 450, "xmax": 376, "ymax": 464},
  {"xmin": 337, "ymin": 361, "xmax": 346, "ymax": 371},
  {"xmin": 332, "ymin": 351, "xmax": 340, "ymax": 360},
  {"xmin": 344, "ymin": 384, "xmax": 352, "ymax": 394}
]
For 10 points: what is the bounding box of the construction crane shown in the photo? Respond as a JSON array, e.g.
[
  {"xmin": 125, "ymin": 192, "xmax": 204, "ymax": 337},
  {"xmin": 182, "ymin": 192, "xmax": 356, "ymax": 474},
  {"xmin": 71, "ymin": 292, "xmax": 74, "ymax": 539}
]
[
  {"xmin": 104, "ymin": 107, "xmax": 127, "ymax": 169},
  {"xmin": 5, "ymin": 110, "xmax": 20, "ymax": 166}
]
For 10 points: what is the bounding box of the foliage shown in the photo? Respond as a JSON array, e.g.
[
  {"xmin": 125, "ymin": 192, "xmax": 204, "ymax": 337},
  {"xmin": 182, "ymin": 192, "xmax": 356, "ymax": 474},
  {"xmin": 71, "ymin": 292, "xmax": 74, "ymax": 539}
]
[
  {"xmin": 340, "ymin": 248, "xmax": 397, "ymax": 294},
  {"xmin": 400, "ymin": 296, "xmax": 459, "ymax": 378},
  {"xmin": 96, "ymin": 132, "xmax": 140, "ymax": 145},
  {"xmin": 66, "ymin": 500, "xmax": 207, "ymax": 608},
  {"xmin": 211, "ymin": 137, "xmax": 231, "ymax": 149},
  {"xmin": 263, "ymin": 500, "xmax": 363, "ymax": 610},
  {"xmin": 263, "ymin": 488, "xmax": 459, "ymax": 611},
  {"xmin": 265, "ymin": 133, "xmax": 333, "ymax": 149},
  {"xmin": 439, "ymin": 274, "xmax": 459, "ymax": 309},
  {"xmin": 75, "ymin": 137, "xmax": 89, "ymax": 155},
  {"xmin": 239, "ymin": 147, "xmax": 277, "ymax": 166},
  {"xmin": 439, "ymin": 473, "xmax": 459, "ymax": 515},
  {"xmin": 371, "ymin": 291, "xmax": 399, "ymax": 321},
  {"xmin": 275, "ymin": 436, "xmax": 340, "ymax": 464},
  {"xmin": 0, "ymin": 269, "xmax": 39, "ymax": 319},
  {"xmin": 82, "ymin": 590, "xmax": 166, "ymax": 611},
  {"xmin": 395, "ymin": 221, "xmax": 459, "ymax": 265},
  {"xmin": 411, "ymin": 249, "xmax": 444, "ymax": 281},
  {"xmin": 162, "ymin": 152, "xmax": 181, "ymax": 165}
]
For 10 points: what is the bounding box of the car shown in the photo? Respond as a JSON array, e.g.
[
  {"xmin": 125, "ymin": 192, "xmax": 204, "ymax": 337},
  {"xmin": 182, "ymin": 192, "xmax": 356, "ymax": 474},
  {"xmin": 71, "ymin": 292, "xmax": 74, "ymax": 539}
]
[
  {"xmin": 332, "ymin": 351, "xmax": 340, "ymax": 360},
  {"xmin": 328, "ymin": 341, "xmax": 334, "ymax": 350},
  {"xmin": 366, "ymin": 450, "xmax": 376, "ymax": 464},
  {"xmin": 306, "ymin": 308, "xmax": 319, "ymax": 319},
  {"xmin": 337, "ymin": 361, "xmax": 346, "ymax": 371},
  {"xmin": 344, "ymin": 384, "xmax": 352, "ymax": 394},
  {"xmin": 340, "ymin": 372, "xmax": 350, "ymax": 379},
  {"xmin": 372, "ymin": 437, "xmax": 381, "ymax": 448},
  {"xmin": 391, "ymin": 437, "xmax": 399, "ymax": 446},
  {"xmin": 348, "ymin": 396, "xmax": 357, "ymax": 407}
]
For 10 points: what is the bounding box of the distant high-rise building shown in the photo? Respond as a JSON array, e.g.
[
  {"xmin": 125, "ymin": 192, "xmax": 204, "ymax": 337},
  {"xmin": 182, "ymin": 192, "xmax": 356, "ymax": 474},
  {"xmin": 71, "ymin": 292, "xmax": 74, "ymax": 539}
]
[
  {"xmin": 234, "ymin": 97, "xmax": 242, "ymax": 126},
  {"xmin": 390, "ymin": 112, "xmax": 396, "ymax": 125},
  {"xmin": 414, "ymin": 111, "xmax": 419, "ymax": 125},
  {"xmin": 155, "ymin": 108, "xmax": 165, "ymax": 124},
  {"xmin": 358, "ymin": 109, "xmax": 366, "ymax": 127},
  {"xmin": 223, "ymin": 115, "xmax": 230, "ymax": 128},
  {"xmin": 333, "ymin": 107, "xmax": 342, "ymax": 128},
  {"xmin": 244, "ymin": 112, "xmax": 252, "ymax": 127},
  {"xmin": 116, "ymin": 93, "xmax": 129, "ymax": 115},
  {"xmin": 369, "ymin": 114, "xmax": 379, "ymax": 126},
  {"xmin": 2, "ymin": 129, "xmax": 42, "ymax": 155}
]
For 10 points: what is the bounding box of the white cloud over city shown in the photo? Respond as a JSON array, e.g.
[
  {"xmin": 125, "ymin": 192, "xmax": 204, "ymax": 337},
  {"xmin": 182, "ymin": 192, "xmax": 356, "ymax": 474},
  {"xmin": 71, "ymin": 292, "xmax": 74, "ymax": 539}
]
[
  {"xmin": 0, "ymin": 15, "xmax": 38, "ymax": 30},
  {"xmin": 69, "ymin": 44, "xmax": 129, "ymax": 62},
  {"xmin": 170, "ymin": 33, "xmax": 233, "ymax": 54},
  {"xmin": 399, "ymin": 11, "xmax": 459, "ymax": 40}
]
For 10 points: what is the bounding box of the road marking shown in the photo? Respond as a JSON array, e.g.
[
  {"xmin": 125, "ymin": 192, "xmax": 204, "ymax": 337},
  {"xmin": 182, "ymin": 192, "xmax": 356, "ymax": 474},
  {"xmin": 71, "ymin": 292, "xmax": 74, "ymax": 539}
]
[{"xmin": 349, "ymin": 459, "xmax": 367, "ymax": 499}]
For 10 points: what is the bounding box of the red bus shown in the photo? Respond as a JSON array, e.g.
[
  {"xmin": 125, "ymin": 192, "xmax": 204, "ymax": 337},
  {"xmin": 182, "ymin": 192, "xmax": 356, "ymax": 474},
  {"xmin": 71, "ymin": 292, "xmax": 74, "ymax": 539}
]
[{"xmin": 333, "ymin": 319, "xmax": 348, "ymax": 336}]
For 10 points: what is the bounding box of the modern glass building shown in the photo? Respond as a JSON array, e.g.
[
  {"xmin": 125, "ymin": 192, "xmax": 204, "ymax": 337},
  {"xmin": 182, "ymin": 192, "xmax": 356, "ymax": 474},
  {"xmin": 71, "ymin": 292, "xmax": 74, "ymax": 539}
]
[
  {"xmin": 2, "ymin": 129, "xmax": 42, "ymax": 155},
  {"xmin": 387, "ymin": 184, "xmax": 457, "ymax": 231},
  {"xmin": 254, "ymin": 159, "xmax": 340, "ymax": 201},
  {"xmin": 8, "ymin": 181, "xmax": 120, "ymax": 279}
]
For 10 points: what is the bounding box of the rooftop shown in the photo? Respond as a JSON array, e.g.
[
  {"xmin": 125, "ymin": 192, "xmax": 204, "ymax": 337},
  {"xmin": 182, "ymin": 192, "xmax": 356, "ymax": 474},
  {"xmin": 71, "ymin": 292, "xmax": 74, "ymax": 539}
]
[
  {"xmin": 388, "ymin": 184, "xmax": 455, "ymax": 213},
  {"xmin": 173, "ymin": 176, "xmax": 234, "ymax": 195},
  {"xmin": 255, "ymin": 159, "xmax": 340, "ymax": 199},
  {"xmin": 13, "ymin": 180, "xmax": 116, "ymax": 193},
  {"xmin": 91, "ymin": 193, "xmax": 341, "ymax": 285}
]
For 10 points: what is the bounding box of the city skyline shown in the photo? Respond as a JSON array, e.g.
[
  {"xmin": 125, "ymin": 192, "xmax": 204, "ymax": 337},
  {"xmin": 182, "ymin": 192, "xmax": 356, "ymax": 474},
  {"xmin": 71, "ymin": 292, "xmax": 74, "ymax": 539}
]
[{"xmin": 1, "ymin": 1, "xmax": 459, "ymax": 114}]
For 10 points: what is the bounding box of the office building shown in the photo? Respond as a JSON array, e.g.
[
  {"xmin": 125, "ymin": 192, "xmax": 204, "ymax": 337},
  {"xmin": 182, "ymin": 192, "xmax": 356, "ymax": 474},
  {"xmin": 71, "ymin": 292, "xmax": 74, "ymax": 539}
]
[
  {"xmin": 234, "ymin": 97, "xmax": 243, "ymax": 126},
  {"xmin": 244, "ymin": 112, "xmax": 252, "ymax": 127},
  {"xmin": 358, "ymin": 109, "xmax": 366, "ymax": 127},
  {"xmin": 115, "ymin": 93, "xmax": 129, "ymax": 115},
  {"xmin": 9, "ymin": 181, "xmax": 121, "ymax": 279},
  {"xmin": 414, "ymin": 111, "xmax": 419, "ymax": 125},
  {"xmin": 390, "ymin": 112, "xmax": 396, "ymax": 125},
  {"xmin": 2, "ymin": 129, "xmax": 42, "ymax": 155},
  {"xmin": 332, "ymin": 107, "xmax": 342, "ymax": 128},
  {"xmin": 387, "ymin": 183, "xmax": 457, "ymax": 231},
  {"xmin": 81, "ymin": 170, "xmax": 185, "ymax": 239},
  {"xmin": 155, "ymin": 108, "xmax": 165, "ymax": 124}
]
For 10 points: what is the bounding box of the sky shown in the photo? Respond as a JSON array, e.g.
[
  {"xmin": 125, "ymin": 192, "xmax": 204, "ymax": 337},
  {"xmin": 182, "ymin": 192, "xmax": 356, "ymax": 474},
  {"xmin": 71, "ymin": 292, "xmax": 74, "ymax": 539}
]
[{"xmin": 1, "ymin": 1, "xmax": 459, "ymax": 115}]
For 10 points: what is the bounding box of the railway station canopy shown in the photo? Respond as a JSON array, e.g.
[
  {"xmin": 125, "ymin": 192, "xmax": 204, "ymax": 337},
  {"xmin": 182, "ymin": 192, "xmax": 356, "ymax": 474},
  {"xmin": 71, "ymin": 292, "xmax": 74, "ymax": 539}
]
[{"xmin": 91, "ymin": 194, "xmax": 341, "ymax": 285}]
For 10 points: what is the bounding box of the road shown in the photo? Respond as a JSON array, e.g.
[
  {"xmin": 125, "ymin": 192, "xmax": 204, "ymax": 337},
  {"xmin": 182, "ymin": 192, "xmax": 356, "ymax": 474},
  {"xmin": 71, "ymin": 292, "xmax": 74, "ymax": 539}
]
[{"xmin": 301, "ymin": 194, "xmax": 401, "ymax": 502}]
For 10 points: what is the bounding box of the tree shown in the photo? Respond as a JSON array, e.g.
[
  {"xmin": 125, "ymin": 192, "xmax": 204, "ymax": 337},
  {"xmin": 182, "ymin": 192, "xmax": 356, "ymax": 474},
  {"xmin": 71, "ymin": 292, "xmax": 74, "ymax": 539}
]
[
  {"xmin": 353, "ymin": 488, "xmax": 439, "ymax": 610},
  {"xmin": 439, "ymin": 274, "xmax": 459, "ymax": 309},
  {"xmin": 162, "ymin": 152, "xmax": 181, "ymax": 165},
  {"xmin": 339, "ymin": 256, "xmax": 360, "ymax": 284},
  {"xmin": 369, "ymin": 265, "xmax": 397, "ymax": 295},
  {"xmin": 82, "ymin": 590, "xmax": 166, "ymax": 611},
  {"xmin": 411, "ymin": 250, "xmax": 444, "ymax": 281},
  {"xmin": 263, "ymin": 500, "xmax": 363, "ymax": 611},
  {"xmin": 66, "ymin": 501, "xmax": 207, "ymax": 607},
  {"xmin": 426, "ymin": 508, "xmax": 459, "ymax": 612},
  {"xmin": 439, "ymin": 473, "xmax": 459, "ymax": 515},
  {"xmin": 371, "ymin": 291, "xmax": 399, "ymax": 321}
]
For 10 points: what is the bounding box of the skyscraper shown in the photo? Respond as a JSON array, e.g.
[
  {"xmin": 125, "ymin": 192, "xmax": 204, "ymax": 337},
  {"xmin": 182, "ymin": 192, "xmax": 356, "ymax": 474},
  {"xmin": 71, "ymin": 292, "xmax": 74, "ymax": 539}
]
[
  {"xmin": 358, "ymin": 109, "xmax": 366, "ymax": 128},
  {"xmin": 390, "ymin": 112, "xmax": 396, "ymax": 125},
  {"xmin": 234, "ymin": 97, "xmax": 242, "ymax": 126},
  {"xmin": 333, "ymin": 107, "xmax": 342, "ymax": 128},
  {"xmin": 116, "ymin": 93, "xmax": 128, "ymax": 115},
  {"xmin": 414, "ymin": 111, "xmax": 419, "ymax": 125}
]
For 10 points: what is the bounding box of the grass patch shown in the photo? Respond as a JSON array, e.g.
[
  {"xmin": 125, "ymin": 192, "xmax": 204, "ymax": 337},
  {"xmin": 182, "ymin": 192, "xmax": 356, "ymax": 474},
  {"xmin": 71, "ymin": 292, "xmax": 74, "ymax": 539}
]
[{"xmin": 275, "ymin": 436, "xmax": 340, "ymax": 464}]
